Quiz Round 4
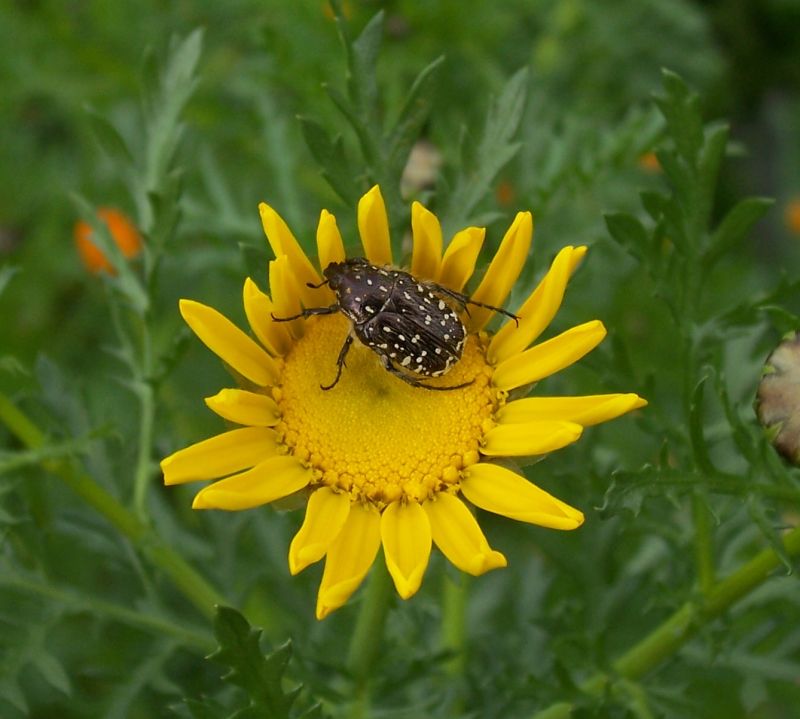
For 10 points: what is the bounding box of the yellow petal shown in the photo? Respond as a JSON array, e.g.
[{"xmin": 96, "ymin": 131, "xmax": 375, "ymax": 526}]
[
  {"xmin": 204, "ymin": 388, "xmax": 280, "ymax": 427},
  {"xmin": 161, "ymin": 427, "xmax": 279, "ymax": 485},
  {"xmin": 438, "ymin": 227, "xmax": 485, "ymax": 292},
  {"xmin": 380, "ymin": 501, "xmax": 432, "ymax": 599},
  {"xmin": 289, "ymin": 487, "xmax": 351, "ymax": 575},
  {"xmin": 192, "ymin": 455, "xmax": 311, "ymax": 510},
  {"xmin": 410, "ymin": 201, "xmax": 442, "ymax": 280},
  {"xmin": 423, "ymin": 493, "xmax": 506, "ymax": 575},
  {"xmin": 179, "ymin": 299, "xmax": 279, "ymax": 387},
  {"xmin": 316, "ymin": 209, "xmax": 346, "ymax": 277},
  {"xmin": 242, "ymin": 278, "xmax": 293, "ymax": 356},
  {"xmin": 461, "ymin": 463, "xmax": 584, "ymax": 529},
  {"xmin": 488, "ymin": 246, "xmax": 586, "ymax": 364},
  {"xmin": 481, "ymin": 421, "xmax": 583, "ymax": 457},
  {"xmin": 269, "ymin": 256, "xmax": 305, "ymax": 340},
  {"xmin": 259, "ymin": 202, "xmax": 323, "ymax": 306},
  {"xmin": 466, "ymin": 211, "xmax": 533, "ymax": 332},
  {"xmin": 357, "ymin": 185, "xmax": 392, "ymax": 265},
  {"xmin": 316, "ymin": 503, "xmax": 381, "ymax": 619},
  {"xmin": 492, "ymin": 320, "xmax": 607, "ymax": 391},
  {"xmin": 497, "ymin": 394, "xmax": 648, "ymax": 427}
]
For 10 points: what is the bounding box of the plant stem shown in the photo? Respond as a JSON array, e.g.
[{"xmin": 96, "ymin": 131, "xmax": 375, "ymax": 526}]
[
  {"xmin": 442, "ymin": 573, "xmax": 468, "ymax": 677},
  {"xmin": 0, "ymin": 391, "xmax": 224, "ymax": 619},
  {"xmin": 346, "ymin": 558, "xmax": 393, "ymax": 719},
  {"xmin": 133, "ymin": 313, "xmax": 155, "ymax": 520},
  {"xmin": 3, "ymin": 573, "xmax": 213, "ymax": 650},
  {"xmin": 530, "ymin": 524, "xmax": 800, "ymax": 719},
  {"xmin": 692, "ymin": 491, "xmax": 715, "ymax": 594}
]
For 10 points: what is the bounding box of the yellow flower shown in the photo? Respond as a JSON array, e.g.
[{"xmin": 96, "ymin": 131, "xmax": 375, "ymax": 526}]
[{"xmin": 161, "ymin": 185, "xmax": 645, "ymax": 619}]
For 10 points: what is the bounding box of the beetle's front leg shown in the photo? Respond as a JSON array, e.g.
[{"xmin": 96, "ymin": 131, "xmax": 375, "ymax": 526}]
[
  {"xmin": 271, "ymin": 304, "xmax": 340, "ymax": 322},
  {"xmin": 320, "ymin": 334, "xmax": 354, "ymax": 390},
  {"xmin": 425, "ymin": 283, "xmax": 520, "ymax": 327}
]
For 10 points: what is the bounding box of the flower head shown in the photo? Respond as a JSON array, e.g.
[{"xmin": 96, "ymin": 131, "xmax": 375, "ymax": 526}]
[
  {"xmin": 161, "ymin": 185, "xmax": 645, "ymax": 619},
  {"xmin": 74, "ymin": 207, "xmax": 142, "ymax": 275}
]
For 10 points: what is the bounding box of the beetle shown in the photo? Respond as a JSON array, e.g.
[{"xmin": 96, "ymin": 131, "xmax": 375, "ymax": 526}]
[{"xmin": 272, "ymin": 257, "xmax": 518, "ymax": 390}]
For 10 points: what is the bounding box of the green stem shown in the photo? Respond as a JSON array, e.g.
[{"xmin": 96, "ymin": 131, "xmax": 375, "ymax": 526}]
[
  {"xmin": 442, "ymin": 573, "xmax": 468, "ymax": 677},
  {"xmin": 346, "ymin": 558, "xmax": 393, "ymax": 719},
  {"xmin": 531, "ymin": 524, "xmax": 800, "ymax": 719},
  {"xmin": 0, "ymin": 391, "xmax": 224, "ymax": 619},
  {"xmin": 691, "ymin": 491, "xmax": 715, "ymax": 594},
  {"xmin": 3, "ymin": 574, "xmax": 213, "ymax": 651},
  {"xmin": 133, "ymin": 314, "xmax": 155, "ymax": 520}
]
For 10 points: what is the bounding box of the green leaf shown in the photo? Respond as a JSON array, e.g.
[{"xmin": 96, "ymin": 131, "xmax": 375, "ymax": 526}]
[
  {"xmin": 688, "ymin": 371, "xmax": 716, "ymax": 475},
  {"xmin": 695, "ymin": 123, "xmax": 729, "ymax": 229},
  {"xmin": 297, "ymin": 116, "xmax": 360, "ymax": 206},
  {"xmin": 704, "ymin": 197, "xmax": 774, "ymax": 268},
  {"xmin": 386, "ymin": 55, "xmax": 444, "ymax": 178},
  {"xmin": 0, "ymin": 264, "xmax": 18, "ymax": 297},
  {"xmin": 441, "ymin": 67, "xmax": 529, "ymax": 234},
  {"xmin": 31, "ymin": 651, "xmax": 71, "ymax": 695},
  {"xmin": 85, "ymin": 106, "xmax": 134, "ymax": 165},
  {"xmin": 654, "ymin": 69, "xmax": 704, "ymax": 166},
  {"xmin": 208, "ymin": 606, "xmax": 299, "ymax": 719},
  {"xmin": 348, "ymin": 12, "xmax": 384, "ymax": 123},
  {"xmin": 747, "ymin": 497, "xmax": 793, "ymax": 573},
  {"xmin": 604, "ymin": 212, "xmax": 650, "ymax": 262}
]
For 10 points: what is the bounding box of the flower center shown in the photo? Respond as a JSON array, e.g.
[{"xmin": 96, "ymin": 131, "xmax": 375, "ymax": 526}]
[{"xmin": 275, "ymin": 314, "xmax": 501, "ymax": 507}]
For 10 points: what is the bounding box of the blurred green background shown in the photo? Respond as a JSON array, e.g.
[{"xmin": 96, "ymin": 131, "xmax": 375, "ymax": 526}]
[{"xmin": 3, "ymin": 1, "xmax": 800, "ymax": 718}]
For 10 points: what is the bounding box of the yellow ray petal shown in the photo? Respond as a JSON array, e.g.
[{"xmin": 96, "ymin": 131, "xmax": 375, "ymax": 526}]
[
  {"xmin": 179, "ymin": 299, "xmax": 279, "ymax": 387},
  {"xmin": 289, "ymin": 487, "xmax": 351, "ymax": 575},
  {"xmin": 423, "ymin": 493, "xmax": 506, "ymax": 575},
  {"xmin": 259, "ymin": 202, "xmax": 323, "ymax": 306},
  {"xmin": 410, "ymin": 201, "xmax": 442, "ymax": 280},
  {"xmin": 161, "ymin": 427, "xmax": 279, "ymax": 485},
  {"xmin": 357, "ymin": 185, "xmax": 392, "ymax": 265},
  {"xmin": 316, "ymin": 209, "xmax": 346, "ymax": 277},
  {"xmin": 192, "ymin": 455, "xmax": 311, "ymax": 510},
  {"xmin": 466, "ymin": 211, "xmax": 533, "ymax": 332},
  {"xmin": 380, "ymin": 501, "xmax": 432, "ymax": 599},
  {"xmin": 461, "ymin": 463, "xmax": 584, "ymax": 529},
  {"xmin": 204, "ymin": 389, "xmax": 280, "ymax": 427},
  {"xmin": 481, "ymin": 420, "xmax": 583, "ymax": 457},
  {"xmin": 242, "ymin": 278, "xmax": 293, "ymax": 356},
  {"xmin": 316, "ymin": 503, "xmax": 381, "ymax": 620},
  {"xmin": 438, "ymin": 227, "xmax": 485, "ymax": 291},
  {"xmin": 497, "ymin": 394, "xmax": 648, "ymax": 427},
  {"xmin": 492, "ymin": 320, "xmax": 607, "ymax": 391},
  {"xmin": 269, "ymin": 256, "xmax": 305, "ymax": 340},
  {"xmin": 488, "ymin": 246, "xmax": 586, "ymax": 364}
]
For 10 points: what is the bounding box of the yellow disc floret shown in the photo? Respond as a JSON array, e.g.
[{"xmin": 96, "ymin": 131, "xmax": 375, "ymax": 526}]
[{"xmin": 276, "ymin": 314, "xmax": 501, "ymax": 507}]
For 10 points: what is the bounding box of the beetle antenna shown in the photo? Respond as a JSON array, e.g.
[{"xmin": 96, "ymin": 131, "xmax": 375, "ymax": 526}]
[{"xmin": 306, "ymin": 279, "xmax": 329, "ymax": 289}]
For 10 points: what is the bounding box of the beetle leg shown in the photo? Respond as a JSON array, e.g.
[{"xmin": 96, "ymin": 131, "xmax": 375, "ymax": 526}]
[
  {"xmin": 424, "ymin": 284, "xmax": 520, "ymax": 327},
  {"xmin": 271, "ymin": 304, "xmax": 340, "ymax": 322},
  {"xmin": 320, "ymin": 334, "xmax": 354, "ymax": 390},
  {"xmin": 465, "ymin": 299, "xmax": 519, "ymax": 326},
  {"xmin": 305, "ymin": 279, "xmax": 329, "ymax": 289},
  {"xmin": 378, "ymin": 354, "xmax": 473, "ymax": 391}
]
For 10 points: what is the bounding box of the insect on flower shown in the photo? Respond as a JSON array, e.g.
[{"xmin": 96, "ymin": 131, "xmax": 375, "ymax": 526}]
[{"xmin": 273, "ymin": 257, "xmax": 519, "ymax": 390}]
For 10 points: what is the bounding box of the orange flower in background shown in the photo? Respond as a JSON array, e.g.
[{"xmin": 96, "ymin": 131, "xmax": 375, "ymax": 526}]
[
  {"xmin": 638, "ymin": 151, "xmax": 661, "ymax": 174},
  {"xmin": 496, "ymin": 180, "xmax": 516, "ymax": 207},
  {"xmin": 785, "ymin": 197, "xmax": 800, "ymax": 235},
  {"xmin": 74, "ymin": 207, "xmax": 142, "ymax": 275}
]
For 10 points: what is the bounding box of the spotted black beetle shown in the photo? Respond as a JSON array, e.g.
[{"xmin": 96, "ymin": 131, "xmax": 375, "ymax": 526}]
[{"xmin": 272, "ymin": 257, "xmax": 518, "ymax": 390}]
